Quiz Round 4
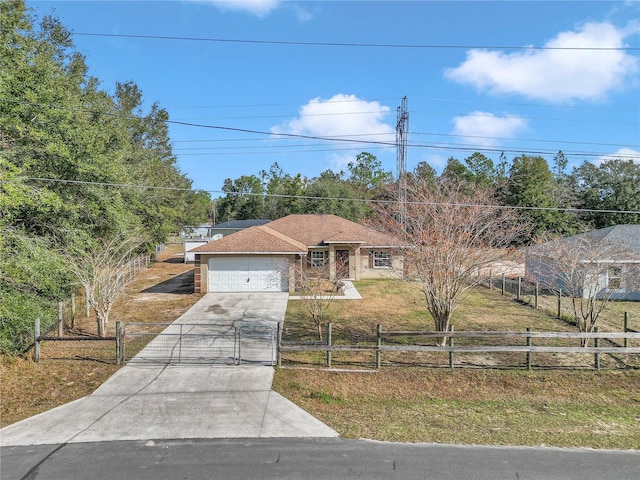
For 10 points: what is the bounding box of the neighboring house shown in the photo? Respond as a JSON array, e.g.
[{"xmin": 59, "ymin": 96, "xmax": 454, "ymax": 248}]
[
  {"xmin": 182, "ymin": 219, "xmax": 271, "ymax": 263},
  {"xmin": 525, "ymin": 224, "xmax": 640, "ymax": 301},
  {"xmin": 208, "ymin": 219, "xmax": 272, "ymax": 238},
  {"xmin": 191, "ymin": 214, "xmax": 405, "ymax": 293}
]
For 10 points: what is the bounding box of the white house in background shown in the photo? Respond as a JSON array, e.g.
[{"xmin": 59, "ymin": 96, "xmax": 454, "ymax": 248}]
[
  {"xmin": 182, "ymin": 219, "xmax": 271, "ymax": 263},
  {"xmin": 525, "ymin": 224, "xmax": 640, "ymax": 301}
]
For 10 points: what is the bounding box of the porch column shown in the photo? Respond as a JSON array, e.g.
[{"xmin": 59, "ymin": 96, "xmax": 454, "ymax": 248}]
[{"xmin": 328, "ymin": 246, "xmax": 336, "ymax": 281}]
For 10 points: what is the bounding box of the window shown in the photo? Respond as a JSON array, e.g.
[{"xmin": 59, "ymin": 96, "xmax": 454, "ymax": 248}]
[
  {"xmin": 373, "ymin": 251, "xmax": 392, "ymax": 268},
  {"xmin": 608, "ymin": 266, "xmax": 622, "ymax": 289},
  {"xmin": 311, "ymin": 251, "xmax": 327, "ymax": 268}
]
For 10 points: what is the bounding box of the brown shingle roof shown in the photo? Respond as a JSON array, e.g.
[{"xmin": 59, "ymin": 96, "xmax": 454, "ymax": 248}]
[
  {"xmin": 266, "ymin": 214, "xmax": 403, "ymax": 247},
  {"xmin": 190, "ymin": 225, "xmax": 307, "ymax": 254},
  {"xmin": 191, "ymin": 214, "xmax": 403, "ymax": 255}
]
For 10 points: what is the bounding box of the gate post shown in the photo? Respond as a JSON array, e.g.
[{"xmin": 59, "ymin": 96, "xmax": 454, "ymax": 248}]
[
  {"xmin": 277, "ymin": 323, "xmax": 282, "ymax": 366},
  {"xmin": 115, "ymin": 321, "xmax": 122, "ymax": 365}
]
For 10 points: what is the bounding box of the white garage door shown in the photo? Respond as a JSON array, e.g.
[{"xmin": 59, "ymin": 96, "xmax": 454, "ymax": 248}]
[{"xmin": 208, "ymin": 256, "xmax": 288, "ymax": 292}]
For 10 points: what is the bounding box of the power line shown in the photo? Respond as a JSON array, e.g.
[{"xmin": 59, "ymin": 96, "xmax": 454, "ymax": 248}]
[
  {"xmin": 17, "ymin": 177, "xmax": 640, "ymax": 216},
  {"xmin": 72, "ymin": 32, "xmax": 640, "ymax": 51},
  {"xmin": 2, "ymin": 98, "xmax": 637, "ymax": 159}
]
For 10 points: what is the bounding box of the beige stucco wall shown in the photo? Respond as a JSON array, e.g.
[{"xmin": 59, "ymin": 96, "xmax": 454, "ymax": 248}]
[{"xmin": 359, "ymin": 248, "xmax": 404, "ymax": 280}]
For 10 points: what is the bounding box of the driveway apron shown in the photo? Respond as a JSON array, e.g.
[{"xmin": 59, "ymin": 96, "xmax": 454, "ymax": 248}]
[{"xmin": 0, "ymin": 293, "xmax": 338, "ymax": 446}]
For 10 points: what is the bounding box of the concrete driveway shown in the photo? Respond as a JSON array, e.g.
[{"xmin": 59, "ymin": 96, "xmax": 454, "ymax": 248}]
[{"xmin": 0, "ymin": 293, "xmax": 338, "ymax": 446}]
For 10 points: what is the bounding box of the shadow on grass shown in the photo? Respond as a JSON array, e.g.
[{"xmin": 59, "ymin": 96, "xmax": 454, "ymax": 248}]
[{"xmin": 142, "ymin": 271, "xmax": 194, "ymax": 294}]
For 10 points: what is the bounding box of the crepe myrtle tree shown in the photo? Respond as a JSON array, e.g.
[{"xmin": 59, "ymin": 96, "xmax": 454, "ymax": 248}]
[
  {"xmin": 289, "ymin": 253, "xmax": 347, "ymax": 341},
  {"xmin": 64, "ymin": 234, "xmax": 146, "ymax": 337},
  {"xmin": 527, "ymin": 235, "xmax": 635, "ymax": 345},
  {"xmin": 374, "ymin": 177, "xmax": 528, "ymax": 343}
]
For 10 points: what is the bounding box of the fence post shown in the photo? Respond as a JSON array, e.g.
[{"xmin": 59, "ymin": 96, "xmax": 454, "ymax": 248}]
[
  {"xmin": 501, "ymin": 274, "xmax": 505, "ymax": 296},
  {"xmin": 526, "ymin": 327, "xmax": 532, "ymax": 370},
  {"xmin": 326, "ymin": 323, "xmax": 332, "ymax": 368},
  {"xmin": 34, "ymin": 318, "xmax": 40, "ymax": 363},
  {"xmin": 624, "ymin": 312, "xmax": 629, "ymax": 348},
  {"xmin": 376, "ymin": 324, "xmax": 382, "ymax": 369},
  {"xmin": 179, "ymin": 324, "xmax": 183, "ymax": 364},
  {"xmin": 71, "ymin": 293, "xmax": 76, "ymax": 329},
  {"xmin": 594, "ymin": 327, "xmax": 600, "ymax": 370},
  {"xmin": 115, "ymin": 321, "xmax": 122, "ymax": 365},
  {"xmin": 57, "ymin": 301, "xmax": 64, "ymax": 337},
  {"xmin": 557, "ymin": 292, "xmax": 562, "ymax": 319},
  {"xmin": 517, "ymin": 277, "xmax": 522, "ymax": 301},
  {"xmin": 448, "ymin": 325, "xmax": 454, "ymax": 369},
  {"xmin": 534, "ymin": 283, "xmax": 539, "ymax": 310},
  {"xmin": 488, "ymin": 270, "xmax": 492, "ymax": 290}
]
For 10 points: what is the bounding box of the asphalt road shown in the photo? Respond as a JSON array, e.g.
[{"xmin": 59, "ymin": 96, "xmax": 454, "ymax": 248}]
[{"xmin": 2, "ymin": 438, "xmax": 638, "ymax": 480}]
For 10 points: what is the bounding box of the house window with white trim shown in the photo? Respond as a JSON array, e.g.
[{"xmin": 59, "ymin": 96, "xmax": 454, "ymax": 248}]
[
  {"xmin": 373, "ymin": 251, "xmax": 392, "ymax": 268},
  {"xmin": 311, "ymin": 251, "xmax": 327, "ymax": 268},
  {"xmin": 608, "ymin": 266, "xmax": 622, "ymax": 289}
]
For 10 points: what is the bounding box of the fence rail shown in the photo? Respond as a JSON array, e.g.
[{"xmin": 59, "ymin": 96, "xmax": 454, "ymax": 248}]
[{"xmin": 279, "ymin": 323, "xmax": 640, "ymax": 370}]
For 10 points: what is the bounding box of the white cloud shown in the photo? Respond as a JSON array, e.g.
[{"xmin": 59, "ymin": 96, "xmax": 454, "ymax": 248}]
[
  {"xmin": 445, "ymin": 21, "xmax": 639, "ymax": 102},
  {"xmin": 596, "ymin": 148, "xmax": 640, "ymax": 165},
  {"xmin": 272, "ymin": 94, "xmax": 395, "ymax": 144},
  {"xmin": 199, "ymin": 0, "xmax": 282, "ymax": 17},
  {"xmin": 451, "ymin": 112, "xmax": 528, "ymax": 146}
]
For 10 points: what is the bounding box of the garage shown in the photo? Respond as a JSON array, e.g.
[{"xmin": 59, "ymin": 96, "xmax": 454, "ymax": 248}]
[{"xmin": 207, "ymin": 256, "xmax": 289, "ymax": 292}]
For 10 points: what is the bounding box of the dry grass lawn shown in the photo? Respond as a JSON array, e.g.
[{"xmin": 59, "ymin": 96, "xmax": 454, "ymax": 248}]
[
  {"xmin": 0, "ymin": 244, "xmax": 202, "ymax": 427},
  {"xmin": 275, "ymin": 279, "xmax": 640, "ymax": 449}
]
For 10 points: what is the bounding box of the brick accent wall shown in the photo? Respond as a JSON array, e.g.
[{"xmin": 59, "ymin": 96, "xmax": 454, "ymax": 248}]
[{"xmin": 194, "ymin": 255, "xmax": 202, "ymax": 293}]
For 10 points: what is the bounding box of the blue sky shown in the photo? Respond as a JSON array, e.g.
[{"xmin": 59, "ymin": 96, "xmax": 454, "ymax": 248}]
[{"xmin": 28, "ymin": 1, "xmax": 640, "ymax": 194}]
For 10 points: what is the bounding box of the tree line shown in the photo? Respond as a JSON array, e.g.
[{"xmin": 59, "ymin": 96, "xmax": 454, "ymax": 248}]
[
  {"xmin": 214, "ymin": 150, "xmax": 639, "ymax": 243},
  {"xmin": 0, "ymin": 1, "xmax": 211, "ymax": 353}
]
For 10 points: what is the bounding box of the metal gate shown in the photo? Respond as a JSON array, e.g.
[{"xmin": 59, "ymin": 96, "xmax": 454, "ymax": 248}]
[{"xmin": 123, "ymin": 322, "xmax": 277, "ymax": 365}]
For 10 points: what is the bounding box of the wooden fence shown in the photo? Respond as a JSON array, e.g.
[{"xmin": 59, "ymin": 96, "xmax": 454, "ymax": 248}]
[{"xmin": 279, "ymin": 322, "xmax": 640, "ymax": 370}]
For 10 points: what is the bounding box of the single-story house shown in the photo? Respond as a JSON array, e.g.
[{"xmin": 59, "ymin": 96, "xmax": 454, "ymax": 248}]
[
  {"xmin": 191, "ymin": 214, "xmax": 405, "ymax": 293},
  {"xmin": 525, "ymin": 224, "xmax": 640, "ymax": 300}
]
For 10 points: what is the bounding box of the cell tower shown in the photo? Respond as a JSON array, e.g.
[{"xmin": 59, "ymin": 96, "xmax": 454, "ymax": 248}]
[{"xmin": 396, "ymin": 96, "xmax": 409, "ymax": 209}]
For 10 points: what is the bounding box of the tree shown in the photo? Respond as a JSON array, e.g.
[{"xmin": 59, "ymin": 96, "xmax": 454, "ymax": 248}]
[
  {"xmin": 374, "ymin": 178, "xmax": 527, "ymax": 340},
  {"xmin": 347, "ymin": 152, "xmax": 392, "ymax": 197},
  {"xmin": 290, "ymin": 255, "xmax": 346, "ymax": 340},
  {"xmin": 573, "ymin": 159, "xmax": 640, "ymax": 228},
  {"xmin": 502, "ymin": 155, "xmax": 577, "ymax": 242},
  {"xmin": 64, "ymin": 235, "xmax": 145, "ymax": 337},
  {"xmin": 215, "ymin": 175, "xmax": 265, "ymax": 222},
  {"xmin": 303, "ymin": 169, "xmax": 370, "ymax": 222},
  {"xmin": 527, "ymin": 234, "xmax": 636, "ymax": 345}
]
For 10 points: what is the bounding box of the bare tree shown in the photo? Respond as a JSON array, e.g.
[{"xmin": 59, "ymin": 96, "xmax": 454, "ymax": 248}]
[
  {"xmin": 374, "ymin": 178, "xmax": 527, "ymax": 341},
  {"xmin": 526, "ymin": 234, "xmax": 635, "ymax": 345},
  {"xmin": 64, "ymin": 235, "xmax": 145, "ymax": 337},
  {"xmin": 291, "ymin": 255, "xmax": 346, "ymax": 341}
]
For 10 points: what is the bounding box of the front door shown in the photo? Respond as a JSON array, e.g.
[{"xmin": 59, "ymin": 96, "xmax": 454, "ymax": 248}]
[{"xmin": 335, "ymin": 250, "xmax": 350, "ymax": 279}]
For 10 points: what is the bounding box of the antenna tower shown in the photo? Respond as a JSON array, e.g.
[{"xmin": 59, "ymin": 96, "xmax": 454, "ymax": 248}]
[{"xmin": 396, "ymin": 96, "xmax": 409, "ymax": 209}]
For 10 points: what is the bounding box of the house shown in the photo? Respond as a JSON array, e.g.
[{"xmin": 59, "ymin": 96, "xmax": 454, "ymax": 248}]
[
  {"xmin": 191, "ymin": 214, "xmax": 405, "ymax": 293},
  {"xmin": 182, "ymin": 219, "xmax": 271, "ymax": 263},
  {"xmin": 208, "ymin": 219, "xmax": 272, "ymax": 238},
  {"xmin": 525, "ymin": 224, "xmax": 640, "ymax": 301}
]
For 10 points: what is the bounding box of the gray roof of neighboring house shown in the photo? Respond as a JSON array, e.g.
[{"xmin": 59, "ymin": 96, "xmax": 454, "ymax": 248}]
[
  {"xmin": 528, "ymin": 224, "xmax": 640, "ymax": 257},
  {"xmin": 210, "ymin": 219, "xmax": 271, "ymax": 230},
  {"xmin": 567, "ymin": 224, "xmax": 640, "ymax": 252}
]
